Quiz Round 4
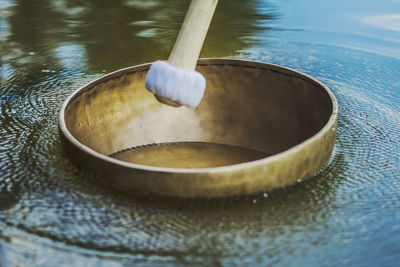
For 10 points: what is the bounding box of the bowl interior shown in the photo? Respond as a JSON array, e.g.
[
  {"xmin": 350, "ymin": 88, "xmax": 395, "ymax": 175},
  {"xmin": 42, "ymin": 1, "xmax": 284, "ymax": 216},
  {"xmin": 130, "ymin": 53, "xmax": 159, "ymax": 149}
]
[{"xmin": 64, "ymin": 60, "xmax": 333, "ymax": 167}]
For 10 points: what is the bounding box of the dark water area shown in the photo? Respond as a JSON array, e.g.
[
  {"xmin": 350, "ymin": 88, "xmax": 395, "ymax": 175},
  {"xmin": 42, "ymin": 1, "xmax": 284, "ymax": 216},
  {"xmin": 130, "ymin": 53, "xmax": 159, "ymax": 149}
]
[{"xmin": 1, "ymin": 0, "xmax": 400, "ymax": 266}]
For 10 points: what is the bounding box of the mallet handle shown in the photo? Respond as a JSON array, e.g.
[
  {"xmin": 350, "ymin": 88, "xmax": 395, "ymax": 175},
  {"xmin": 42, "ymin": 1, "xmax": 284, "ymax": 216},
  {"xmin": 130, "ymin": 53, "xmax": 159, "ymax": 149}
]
[{"xmin": 167, "ymin": 0, "xmax": 218, "ymax": 71}]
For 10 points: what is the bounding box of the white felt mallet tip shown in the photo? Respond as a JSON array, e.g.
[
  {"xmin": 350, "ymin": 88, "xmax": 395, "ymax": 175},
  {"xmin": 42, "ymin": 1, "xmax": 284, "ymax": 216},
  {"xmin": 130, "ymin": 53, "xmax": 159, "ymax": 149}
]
[{"xmin": 145, "ymin": 61, "xmax": 206, "ymax": 108}]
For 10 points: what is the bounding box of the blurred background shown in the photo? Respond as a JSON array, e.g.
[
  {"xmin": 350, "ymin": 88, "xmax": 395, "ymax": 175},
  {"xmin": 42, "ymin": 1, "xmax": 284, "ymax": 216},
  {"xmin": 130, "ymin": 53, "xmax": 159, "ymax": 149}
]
[{"xmin": 1, "ymin": 0, "xmax": 399, "ymax": 266}]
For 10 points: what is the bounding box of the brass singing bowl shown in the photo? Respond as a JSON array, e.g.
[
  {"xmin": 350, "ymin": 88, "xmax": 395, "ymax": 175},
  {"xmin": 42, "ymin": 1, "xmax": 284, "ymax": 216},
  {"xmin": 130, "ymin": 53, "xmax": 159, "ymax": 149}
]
[{"xmin": 59, "ymin": 58, "xmax": 338, "ymax": 198}]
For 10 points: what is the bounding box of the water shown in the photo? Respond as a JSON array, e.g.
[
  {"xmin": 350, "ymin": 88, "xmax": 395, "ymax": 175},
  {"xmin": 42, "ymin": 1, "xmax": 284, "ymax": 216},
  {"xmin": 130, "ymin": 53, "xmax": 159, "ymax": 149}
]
[
  {"xmin": 110, "ymin": 142, "xmax": 269, "ymax": 168},
  {"xmin": 1, "ymin": 0, "xmax": 400, "ymax": 266}
]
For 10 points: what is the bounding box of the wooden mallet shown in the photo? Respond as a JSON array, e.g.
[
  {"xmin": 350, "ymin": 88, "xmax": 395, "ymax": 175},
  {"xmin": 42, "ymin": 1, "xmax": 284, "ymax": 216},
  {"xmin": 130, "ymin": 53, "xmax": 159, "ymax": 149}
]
[{"xmin": 145, "ymin": 0, "xmax": 219, "ymax": 108}]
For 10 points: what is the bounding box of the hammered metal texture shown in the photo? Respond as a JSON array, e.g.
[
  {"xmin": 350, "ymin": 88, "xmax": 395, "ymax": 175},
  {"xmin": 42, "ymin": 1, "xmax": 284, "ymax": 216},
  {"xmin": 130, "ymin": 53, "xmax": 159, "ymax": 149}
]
[{"xmin": 60, "ymin": 59, "xmax": 338, "ymax": 197}]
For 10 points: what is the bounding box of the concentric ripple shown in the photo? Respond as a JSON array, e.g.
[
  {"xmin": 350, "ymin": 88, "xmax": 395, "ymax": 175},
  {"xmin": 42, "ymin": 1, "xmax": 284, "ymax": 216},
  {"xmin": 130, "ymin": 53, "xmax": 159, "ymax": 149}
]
[
  {"xmin": 1, "ymin": 0, "xmax": 400, "ymax": 263},
  {"xmin": 1, "ymin": 42, "xmax": 400, "ymax": 266}
]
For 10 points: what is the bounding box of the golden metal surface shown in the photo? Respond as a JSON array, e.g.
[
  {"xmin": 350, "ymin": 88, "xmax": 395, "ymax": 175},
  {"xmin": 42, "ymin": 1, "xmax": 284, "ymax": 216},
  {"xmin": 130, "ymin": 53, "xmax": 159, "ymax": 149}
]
[
  {"xmin": 154, "ymin": 95, "xmax": 182, "ymax": 107},
  {"xmin": 59, "ymin": 58, "xmax": 338, "ymax": 198},
  {"xmin": 110, "ymin": 142, "xmax": 270, "ymax": 168}
]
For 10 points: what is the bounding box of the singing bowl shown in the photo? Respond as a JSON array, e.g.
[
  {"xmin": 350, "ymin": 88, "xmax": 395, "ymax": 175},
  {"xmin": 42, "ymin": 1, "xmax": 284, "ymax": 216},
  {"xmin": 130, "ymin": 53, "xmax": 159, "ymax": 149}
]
[{"xmin": 59, "ymin": 58, "xmax": 338, "ymax": 198}]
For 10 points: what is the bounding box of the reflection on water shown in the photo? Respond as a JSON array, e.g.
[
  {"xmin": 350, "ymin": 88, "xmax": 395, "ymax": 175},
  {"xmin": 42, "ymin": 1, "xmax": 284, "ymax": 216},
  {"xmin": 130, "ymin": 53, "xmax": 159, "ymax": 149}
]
[
  {"xmin": 1, "ymin": 0, "xmax": 400, "ymax": 266},
  {"xmin": 2, "ymin": 0, "xmax": 273, "ymax": 73}
]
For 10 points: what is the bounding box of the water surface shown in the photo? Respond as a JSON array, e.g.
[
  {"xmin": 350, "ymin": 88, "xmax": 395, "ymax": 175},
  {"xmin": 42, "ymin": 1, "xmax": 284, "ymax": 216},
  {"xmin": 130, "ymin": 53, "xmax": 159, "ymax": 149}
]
[{"xmin": 1, "ymin": 0, "xmax": 399, "ymax": 266}]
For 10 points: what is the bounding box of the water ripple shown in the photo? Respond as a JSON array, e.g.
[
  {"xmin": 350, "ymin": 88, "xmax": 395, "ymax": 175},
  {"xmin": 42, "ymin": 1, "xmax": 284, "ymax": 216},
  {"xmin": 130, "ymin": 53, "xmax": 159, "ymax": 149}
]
[{"xmin": 0, "ymin": 43, "xmax": 399, "ymax": 265}]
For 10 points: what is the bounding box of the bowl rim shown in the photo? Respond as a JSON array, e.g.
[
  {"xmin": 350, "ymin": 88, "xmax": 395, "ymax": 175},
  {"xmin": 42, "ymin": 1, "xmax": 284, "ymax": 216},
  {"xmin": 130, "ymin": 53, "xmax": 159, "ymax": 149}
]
[{"xmin": 59, "ymin": 58, "xmax": 338, "ymax": 174}]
